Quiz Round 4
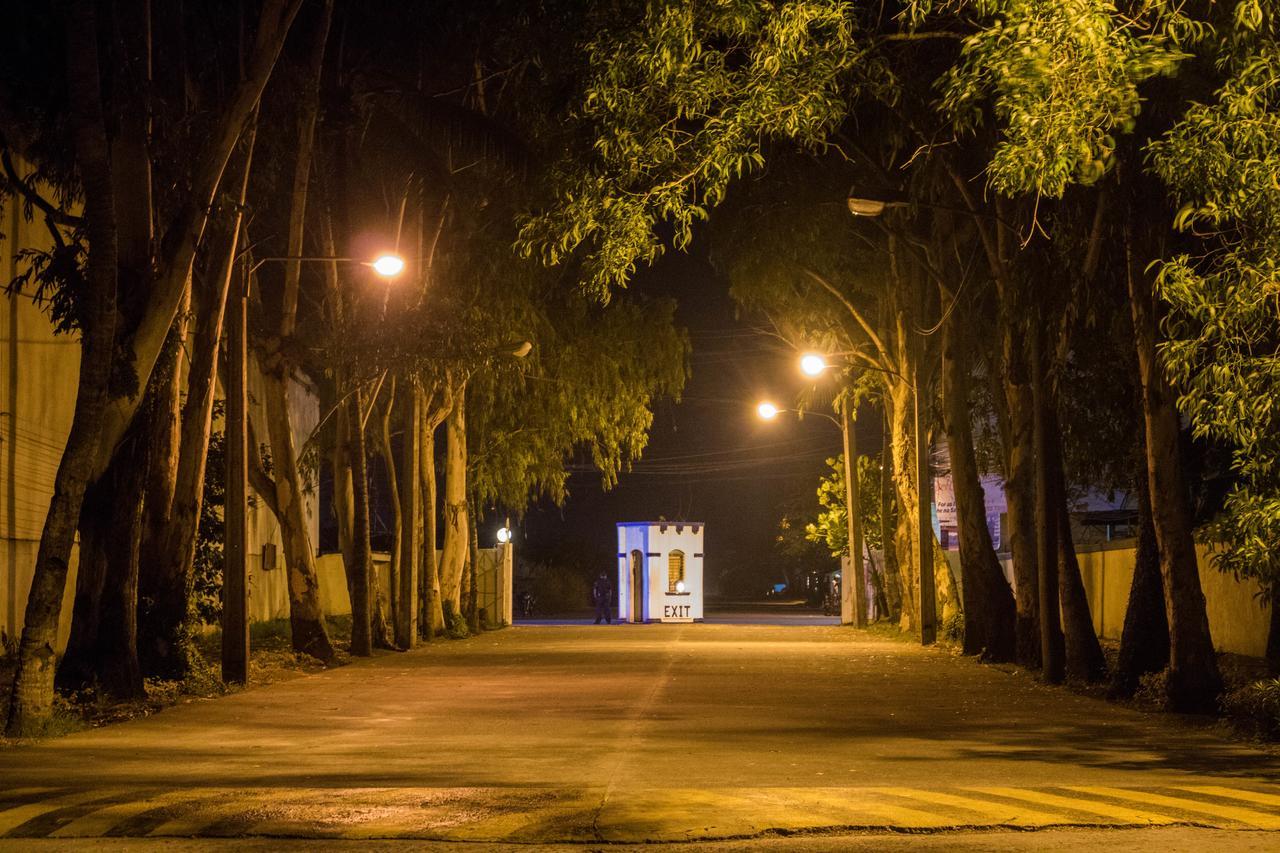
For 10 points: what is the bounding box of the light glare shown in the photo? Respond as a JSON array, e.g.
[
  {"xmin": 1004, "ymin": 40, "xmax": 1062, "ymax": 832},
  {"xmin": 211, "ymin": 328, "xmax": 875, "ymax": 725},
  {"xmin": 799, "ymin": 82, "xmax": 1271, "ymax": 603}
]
[
  {"xmin": 757, "ymin": 401, "xmax": 780, "ymax": 420},
  {"xmin": 371, "ymin": 254, "xmax": 405, "ymax": 277},
  {"xmin": 496, "ymin": 527, "xmax": 512, "ymax": 544},
  {"xmin": 800, "ymin": 353, "xmax": 828, "ymax": 376}
]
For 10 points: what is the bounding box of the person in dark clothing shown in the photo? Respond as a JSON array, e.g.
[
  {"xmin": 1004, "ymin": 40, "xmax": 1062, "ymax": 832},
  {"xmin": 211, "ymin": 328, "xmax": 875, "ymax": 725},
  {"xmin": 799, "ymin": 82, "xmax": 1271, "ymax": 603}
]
[{"xmin": 592, "ymin": 571, "xmax": 613, "ymax": 624}]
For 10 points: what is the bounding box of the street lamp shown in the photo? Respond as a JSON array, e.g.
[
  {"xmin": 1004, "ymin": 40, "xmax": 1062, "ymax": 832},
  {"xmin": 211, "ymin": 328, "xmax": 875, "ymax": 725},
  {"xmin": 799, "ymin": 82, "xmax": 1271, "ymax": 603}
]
[
  {"xmin": 756, "ymin": 401, "xmax": 781, "ymax": 420},
  {"xmin": 496, "ymin": 526, "xmax": 512, "ymax": 544},
  {"xmin": 791, "ymin": 352, "xmax": 869, "ymax": 629},
  {"xmin": 845, "ymin": 194, "xmax": 937, "ymax": 646},
  {"xmin": 800, "ymin": 353, "xmax": 828, "ymax": 377},
  {"xmin": 222, "ymin": 250, "xmax": 408, "ymax": 684}
]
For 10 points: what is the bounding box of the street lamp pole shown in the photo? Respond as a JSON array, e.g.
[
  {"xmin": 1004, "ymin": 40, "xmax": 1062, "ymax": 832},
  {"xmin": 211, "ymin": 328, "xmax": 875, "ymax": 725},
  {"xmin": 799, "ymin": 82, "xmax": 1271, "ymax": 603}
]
[
  {"xmin": 221, "ymin": 250, "xmax": 406, "ymax": 682},
  {"xmin": 223, "ymin": 249, "xmax": 250, "ymax": 685},
  {"xmin": 847, "ymin": 195, "xmax": 939, "ymax": 646}
]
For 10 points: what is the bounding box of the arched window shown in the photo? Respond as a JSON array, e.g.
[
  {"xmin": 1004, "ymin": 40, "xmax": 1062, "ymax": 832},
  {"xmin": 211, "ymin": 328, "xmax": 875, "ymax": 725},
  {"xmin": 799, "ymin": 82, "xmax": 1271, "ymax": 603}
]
[{"xmin": 668, "ymin": 550, "xmax": 686, "ymax": 593}]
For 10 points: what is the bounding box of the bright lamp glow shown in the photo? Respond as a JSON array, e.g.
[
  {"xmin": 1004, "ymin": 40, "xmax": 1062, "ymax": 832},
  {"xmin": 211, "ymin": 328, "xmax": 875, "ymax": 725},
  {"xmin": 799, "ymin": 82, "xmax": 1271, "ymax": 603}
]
[
  {"xmin": 800, "ymin": 353, "xmax": 828, "ymax": 377},
  {"xmin": 757, "ymin": 401, "xmax": 780, "ymax": 420},
  {"xmin": 371, "ymin": 254, "xmax": 405, "ymax": 277},
  {"xmin": 496, "ymin": 527, "xmax": 511, "ymax": 544},
  {"xmin": 675, "ymin": 580, "xmax": 686, "ymax": 594}
]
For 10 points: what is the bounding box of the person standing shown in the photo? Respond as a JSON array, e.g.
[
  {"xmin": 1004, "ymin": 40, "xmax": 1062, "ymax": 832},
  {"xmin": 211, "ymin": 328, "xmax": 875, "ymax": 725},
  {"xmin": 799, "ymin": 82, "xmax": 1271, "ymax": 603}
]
[{"xmin": 592, "ymin": 571, "xmax": 613, "ymax": 624}]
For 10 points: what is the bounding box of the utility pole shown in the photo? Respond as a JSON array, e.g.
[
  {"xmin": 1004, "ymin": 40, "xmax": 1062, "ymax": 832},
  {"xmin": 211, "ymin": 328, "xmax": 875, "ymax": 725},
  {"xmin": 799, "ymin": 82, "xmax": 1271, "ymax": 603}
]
[
  {"xmin": 222, "ymin": 251, "xmax": 249, "ymax": 684},
  {"xmin": 841, "ymin": 401, "xmax": 867, "ymax": 627},
  {"xmin": 915, "ymin": 370, "xmax": 937, "ymax": 646}
]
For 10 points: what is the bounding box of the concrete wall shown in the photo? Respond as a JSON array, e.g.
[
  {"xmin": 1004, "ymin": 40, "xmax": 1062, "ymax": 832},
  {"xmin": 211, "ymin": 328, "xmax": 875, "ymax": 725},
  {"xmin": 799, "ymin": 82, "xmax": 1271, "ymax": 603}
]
[{"xmin": 1075, "ymin": 540, "xmax": 1271, "ymax": 659}]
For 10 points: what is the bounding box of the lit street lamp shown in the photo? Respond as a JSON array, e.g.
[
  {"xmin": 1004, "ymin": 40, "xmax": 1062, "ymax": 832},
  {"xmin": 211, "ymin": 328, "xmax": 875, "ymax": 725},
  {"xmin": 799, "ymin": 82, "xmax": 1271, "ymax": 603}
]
[
  {"xmin": 223, "ymin": 250, "xmax": 406, "ymax": 684},
  {"xmin": 846, "ymin": 193, "xmax": 937, "ymax": 646},
  {"xmin": 757, "ymin": 401, "xmax": 781, "ymax": 420},
  {"xmin": 771, "ymin": 353, "xmax": 870, "ymax": 629}
]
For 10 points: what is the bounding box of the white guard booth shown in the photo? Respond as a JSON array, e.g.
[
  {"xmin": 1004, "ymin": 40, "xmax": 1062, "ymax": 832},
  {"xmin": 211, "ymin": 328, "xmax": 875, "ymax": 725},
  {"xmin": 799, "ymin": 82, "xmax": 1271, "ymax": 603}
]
[{"xmin": 616, "ymin": 521, "xmax": 704, "ymax": 623}]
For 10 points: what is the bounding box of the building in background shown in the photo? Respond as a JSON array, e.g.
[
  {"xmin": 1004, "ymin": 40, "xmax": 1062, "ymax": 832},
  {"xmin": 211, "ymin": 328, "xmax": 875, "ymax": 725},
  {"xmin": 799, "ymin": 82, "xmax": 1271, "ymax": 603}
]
[{"xmin": 617, "ymin": 521, "xmax": 704, "ymax": 623}]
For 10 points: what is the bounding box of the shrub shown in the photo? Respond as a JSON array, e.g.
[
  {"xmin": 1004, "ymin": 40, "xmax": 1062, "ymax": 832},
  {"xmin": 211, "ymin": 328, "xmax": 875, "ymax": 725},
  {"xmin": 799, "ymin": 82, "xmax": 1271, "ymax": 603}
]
[{"xmin": 1224, "ymin": 678, "xmax": 1280, "ymax": 740}]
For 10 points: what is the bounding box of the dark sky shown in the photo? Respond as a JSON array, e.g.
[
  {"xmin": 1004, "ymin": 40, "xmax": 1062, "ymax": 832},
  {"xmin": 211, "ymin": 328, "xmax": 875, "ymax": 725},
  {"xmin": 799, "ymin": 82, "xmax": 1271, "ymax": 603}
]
[{"xmin": 514, "ymin": 240, "xmax": 882, "ymax": 596}]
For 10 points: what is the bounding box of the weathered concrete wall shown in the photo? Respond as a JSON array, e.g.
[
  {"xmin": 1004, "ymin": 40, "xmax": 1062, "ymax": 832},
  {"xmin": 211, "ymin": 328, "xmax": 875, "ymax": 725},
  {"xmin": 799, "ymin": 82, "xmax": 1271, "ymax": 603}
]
[{"xmin": 1072, "ymin": 541, "xmax": 1269, "ymax": 659}]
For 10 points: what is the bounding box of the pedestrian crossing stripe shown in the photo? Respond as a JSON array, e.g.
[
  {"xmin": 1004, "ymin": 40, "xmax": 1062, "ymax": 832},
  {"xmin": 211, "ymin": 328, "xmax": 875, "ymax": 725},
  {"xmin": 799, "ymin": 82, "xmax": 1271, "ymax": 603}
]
[{"xmin": 0, "ymin": 784, "xmax": 1277, "ymax": 839}]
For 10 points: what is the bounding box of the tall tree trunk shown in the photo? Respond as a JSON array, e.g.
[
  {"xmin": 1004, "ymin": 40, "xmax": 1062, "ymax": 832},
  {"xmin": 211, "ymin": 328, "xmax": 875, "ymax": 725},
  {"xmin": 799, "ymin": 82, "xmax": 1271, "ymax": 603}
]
[
  {"xmin": 138, "ymin": 129, "xmax": 255, "ymax": 679},
  {"xmin": 1044, "ymin": 406, "xmax": 1107, "ymax": 682},
  {"xmin": 439, "ymin": 389, "xmax": 469, "ymax": 617},
  {"xmin": 886, "ymin": 381, "xmax": 919, "ymax": 631},
  {"xmin": 992, "ymin": 328, "xmax": 1041, "ymax": 670},
  {"xmin": 1109, "ymin": 473, "xmax": 1169, "ymax": 698},
  {"xmin": 468, "ymin": 501, "xmax": 481, "ymax": 633},
  {"xmin": 376, "ymin": 379, "xmax": 404, "ymax": 644},
  {"xmin": 344, "ymin": 389, "xmax": 373, "ymax": 656},
  {"xmin": 262, "ymin": 368, "xmax": 335, "ymax": 661},
  {"xmin": 1266, "ymin": 592, "xmax": 1280, "ymax": 677},
  {"xmin": 419, "ymin": 409, "xmax": 445, "ymax": 638},
  {"xmin": 942, "ymin": 313, "xmax": 1016, "ymax": 662},
  {"xmin": 397, "ymin": 383, "xmax": 420, "ymax": 648},
  {"xmin": 1031, "ymin": 320, "xmax": 1066, "ymax": 683},
  {"xmin": 6, "ymin": 0, "xmax": 119, "ymax": 736},
  {"xmin": 879, "ymin": 417, "xmax": 902, "ymax": 622},
  {"xmin": 1126, "ymin": 216, "xmax": 1222, "ymax": 713},
  {"xmin": 92, "ymin": 0, "xmax": 303, "ymax": 474}
]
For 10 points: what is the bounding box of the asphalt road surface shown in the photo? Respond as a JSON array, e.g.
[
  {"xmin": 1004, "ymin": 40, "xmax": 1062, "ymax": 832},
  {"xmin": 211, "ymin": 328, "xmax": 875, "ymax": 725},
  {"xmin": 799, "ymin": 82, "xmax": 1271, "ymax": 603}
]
[{"xmin": 2, "ymin": 620, "xmax": 1279, "ymax": 851}]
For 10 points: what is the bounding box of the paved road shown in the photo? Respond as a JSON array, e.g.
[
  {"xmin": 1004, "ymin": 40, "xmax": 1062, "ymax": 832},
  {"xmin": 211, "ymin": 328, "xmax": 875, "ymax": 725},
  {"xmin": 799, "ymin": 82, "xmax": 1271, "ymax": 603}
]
[{"xmin": 1, "ymin": 622, "xmax": 1279, "ymax": 850}]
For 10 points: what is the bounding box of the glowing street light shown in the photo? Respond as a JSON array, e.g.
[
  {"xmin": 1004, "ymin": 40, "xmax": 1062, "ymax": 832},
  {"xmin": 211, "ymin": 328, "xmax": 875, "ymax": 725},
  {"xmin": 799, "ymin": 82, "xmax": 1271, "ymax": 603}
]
[
  {"xmin": 496, "ymin": 526, "xmax": 512, "ymax": 545},
  {"xmin": 757, "ymin": 401, "xmax": 780, "ymax": 420},
  {"xmin": 800, "ymin": 353, "xmax": 828, "ymax": 377},
  {"xmin": 370, "ymin": 253, "xmax": 406, "ymax": 277}
]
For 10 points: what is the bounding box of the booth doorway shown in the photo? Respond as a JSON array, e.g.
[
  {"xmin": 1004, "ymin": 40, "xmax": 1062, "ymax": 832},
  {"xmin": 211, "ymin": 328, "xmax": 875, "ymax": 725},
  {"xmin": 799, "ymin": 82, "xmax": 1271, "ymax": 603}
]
[{"xmin": 629, "ymin": 550, "xmax": 644, "ymax": 623}]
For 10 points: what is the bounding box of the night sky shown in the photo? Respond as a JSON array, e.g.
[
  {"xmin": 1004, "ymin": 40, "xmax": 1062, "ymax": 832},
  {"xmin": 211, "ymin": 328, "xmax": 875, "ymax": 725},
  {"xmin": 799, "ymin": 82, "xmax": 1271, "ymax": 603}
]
[{"xmin": 515, "ymin": 239, "xmax": 883, "ymax": 598}]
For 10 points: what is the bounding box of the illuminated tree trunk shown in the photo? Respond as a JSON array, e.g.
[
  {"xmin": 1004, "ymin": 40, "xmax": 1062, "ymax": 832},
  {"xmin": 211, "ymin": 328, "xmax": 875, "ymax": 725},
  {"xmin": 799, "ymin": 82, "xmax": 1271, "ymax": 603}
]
[
  {"xmin": 942, "ymin": 309, "xmax": 1015, "ymax": 661},
  {"xmin": 879, "ymin": 418, "xmax": 903, "ymax": 622},
  {"xmin": 1125, "ymin": 217, "xmax": 1222, "ymax": 712},
  {"xmin": 343, "ymin": 389, "xmax": 374, "ymax": 656},
  {"xmin": 439, "ymin": 389, "xmax": 469, "ymax": 619},
  {"xmin": 376, "ymin": 380, "xmax": 404, "ymax": 645},
  {"xmin": 6, "ymin": 0, "xmax": 119, "ymax": 736},
  {"xmin": 419, "ymin": 406, "xmax": 445, "ymax": 639}
]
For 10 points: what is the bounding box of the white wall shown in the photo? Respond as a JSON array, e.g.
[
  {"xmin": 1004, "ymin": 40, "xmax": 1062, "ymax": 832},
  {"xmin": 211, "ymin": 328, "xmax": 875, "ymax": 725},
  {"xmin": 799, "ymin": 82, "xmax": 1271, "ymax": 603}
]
[{"xmin": 616, "ymin": 522, "xmax": 704, "ymax": 622}]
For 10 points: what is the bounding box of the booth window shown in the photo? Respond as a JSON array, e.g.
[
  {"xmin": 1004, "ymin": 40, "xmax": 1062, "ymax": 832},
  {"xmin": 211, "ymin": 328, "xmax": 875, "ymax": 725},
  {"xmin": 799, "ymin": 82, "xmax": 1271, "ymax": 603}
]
[{"xmin": 668, "ymin": 550, "xmax": 686, "ymax": 593}]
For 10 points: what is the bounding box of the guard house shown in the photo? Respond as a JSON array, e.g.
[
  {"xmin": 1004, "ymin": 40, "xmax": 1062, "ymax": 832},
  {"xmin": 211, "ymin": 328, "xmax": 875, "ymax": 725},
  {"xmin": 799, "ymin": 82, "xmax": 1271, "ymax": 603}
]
[{"xmin": 616, "ymin": 521, "xmax": 704, "ymax": 623}]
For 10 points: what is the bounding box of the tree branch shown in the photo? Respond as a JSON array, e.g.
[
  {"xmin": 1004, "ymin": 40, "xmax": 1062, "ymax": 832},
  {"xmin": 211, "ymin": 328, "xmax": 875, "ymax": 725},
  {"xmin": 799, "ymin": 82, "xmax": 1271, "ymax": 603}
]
[{"xmin": 1, "ymin": 149, "xmax": 85, "ymax": 228}]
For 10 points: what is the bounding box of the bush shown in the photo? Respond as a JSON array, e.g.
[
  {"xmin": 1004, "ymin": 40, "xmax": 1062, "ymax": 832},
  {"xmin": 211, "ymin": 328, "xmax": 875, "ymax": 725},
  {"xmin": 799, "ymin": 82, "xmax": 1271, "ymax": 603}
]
[
  {"xmin": 1224, "ymin": 678, "xmax": 1280, "ymax": 739},
  {"xmin": 525, "ymin": 562, "xmax": 591, "ymax": 614},
  {"xmin": 442, "ymin": 603, "xmax": 471, "ymax": 639}
]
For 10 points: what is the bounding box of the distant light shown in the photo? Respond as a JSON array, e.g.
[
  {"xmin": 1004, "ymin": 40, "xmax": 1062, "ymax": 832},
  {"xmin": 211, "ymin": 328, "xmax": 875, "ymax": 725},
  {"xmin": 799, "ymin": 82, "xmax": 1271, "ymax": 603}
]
[
  {"xmin": 371, "ymin": 254, "xmax": 405, "ymax": 277},
  {"xmin": 675, "ymin": 580, "xmax": 686, "ymax": 594},
  {"xmin": 757, "ymin": 401, "xmax": 780, "ymax": 420},
  {"xmin": 800, "ymin": 353, "xmax": 828, "ymax": 377},
  {"xmin": 496, "ymin": 527, "xmax": 511, "ymax": 544}
]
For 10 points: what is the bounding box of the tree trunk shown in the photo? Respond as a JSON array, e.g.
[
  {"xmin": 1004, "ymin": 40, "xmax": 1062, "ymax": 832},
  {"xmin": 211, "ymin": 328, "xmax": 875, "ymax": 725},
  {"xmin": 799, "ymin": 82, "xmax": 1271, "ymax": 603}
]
[
  {"xmin": 1031, "ymin": 320, "xmax": 1066, "ymax": 684},
  {"xmin": 376, "ymin": 380, "xmax": 404, "ymax": 645},
  {"xmin": 1266, "ymin": 593, "xmax": 1280, "ymax": 677},
  {"xmin": 397, "ymin": 383, "xmax": 420, "ymax": 648},
  {"xmin": 1109, "ymin": 474, "xmax": 1169, "ymax": 698},
  {"xmin": 262, "ymin": 367, "xmax": 335, "ymax": 661},
  {"xmin": 942, "ymin": 313, "xmax": 1016, "ymax": 662},
  {"xmin": 419, "ymin": 411, "xmax": 444, "ymax": 639},
  {"xmin": 6, "ymin": 0, "xmax": 119, "ymax": 736},
  {"xmin": 344, "ymin": 389, "xmax": 373, "ymax": 656},
  {"xmin": 1044, "ymin": 407, "xmax": 1107, "ymax": 683},
  {"xmin": 886, "ymin": 381, "xmax": 919, "ymax": 631},
  {"xmin": 1125, "ymin": 218, "xmax": 1222, "ymax": 713},
  {"xmin": 138, "ymin": 134, "xmax": 254, "ymax": 679},
  {"xmin": 879, "ymin": 417, "xmax": 902, "ymax": 622},
  {"xmin": 468, "ymin": 502, "xmax": 481, "ymax": 633},
  {"xmin": 439, "ymin": 389, "xmax": 469, "ymax": 617},
  {"xmin": 992, "ymin": 332, "xmax": 1040, "ymax": 670}
]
